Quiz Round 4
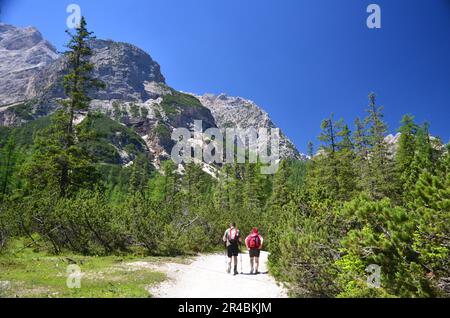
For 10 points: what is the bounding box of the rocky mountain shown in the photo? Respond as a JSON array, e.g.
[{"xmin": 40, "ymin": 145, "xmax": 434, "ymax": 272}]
[
  {"xmin": 27, "ymin": 39, "xmax": 166, "ymax": 102},
  {"xmin": 197, "ymin": 93, "xmax": 306, "ymax": 160},
  {"xmin": 0, "ymin": 23, "xmax": 58, "ymax": 105},
  {"xmin": 0, "ymin": 24, "xmax": 305, "ymax": 169},
  {"xmin": 385, "ymin": 133, "xmax": 402, "ymax": 154},
  {"xmin": 384, "ymin": 132, "xmax": 445, "ymax": 155}
]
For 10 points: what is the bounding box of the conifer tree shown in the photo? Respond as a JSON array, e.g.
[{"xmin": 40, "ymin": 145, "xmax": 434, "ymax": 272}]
[
  {"xmin": 129, "ymin": 155, "xmax": 150, "ymax": 196},
  {"xmin": 353, "ymin": 117, "xmax": 370, "ymax": 192},
  {"xmin": 395, "ymin": 114, "xmax": 418, "ymax": 197},
  {"xmin": 410, "ymin": 156, "xmax": 449, "ymax": 296},
  {"xmin": 266, "ymin": 160, "xmax": 292, "ymax": 265},
  {"xmin": 364, "ymin": 93, "xmax": 395, "ymax": 199},
  {"xmin": 58, "ymin": 17, "xmax": 104, "ymax": 196},
  {"xmin": 0, "ymin": 137, "xmax": 16, "ymax": 201},
  {"xmin": 243, "ymin": 163, "xmax": 261, "ymax": 223},
  {"xmin": 336, "ymin": 124, "xmax": 357, "ymax": 201},
  {"xmin": 316, "ymin": 115, "xmax": 343, "ymax": 199},
  {"xmin": 397, "ymin": 115, "xmax": 417, "ymax": 165},
  {"xmin": 307, "ymin": 141, "xmax": 314, "ymax": 158},
  {"xmin": 404, "ymin": 123, "xmax": 437, "ymax": 198},
  {"xmin": 24, "ymin": 17, "xmax": 104, "ymax": 197}
]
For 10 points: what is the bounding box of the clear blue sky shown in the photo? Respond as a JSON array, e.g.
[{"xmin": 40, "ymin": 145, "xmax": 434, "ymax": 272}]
[{"xmin": 1, "ymin": 0, "xmax": 449, "ymax": 152}]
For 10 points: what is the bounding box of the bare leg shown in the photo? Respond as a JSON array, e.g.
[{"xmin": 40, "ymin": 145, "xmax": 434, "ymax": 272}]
[
  {"xmin": 250, "ymin": 257, "xmax": 255, "ymax": 274},
  {"xmin": 233, "ymin": 255, "xmax": 238, "ymax": 274},
  {"xmin": 227, "ymin": 257, "xmax": 232, "ymax": 273},
  {"xmin": 255, "ymin": 257, "xmax": 260, "ymax": 273}
]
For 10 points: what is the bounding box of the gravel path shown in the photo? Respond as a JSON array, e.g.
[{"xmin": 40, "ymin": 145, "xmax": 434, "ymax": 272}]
[{"xmin": 129, "ymin": 251, "xmax": 288, "ymax": 298}]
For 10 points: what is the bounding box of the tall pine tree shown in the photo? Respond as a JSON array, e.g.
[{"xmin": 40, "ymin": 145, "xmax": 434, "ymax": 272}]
[
  {"xmin": 395, "ymin": 114, "xmax": 418, "ymax": 198},
  {"xmin": 364, "ymin": 93, "xmax": 395, "ymax": 199},
  {"xmin": 24, "ymin": 17, "xmax": 104, "ymax": 197}
]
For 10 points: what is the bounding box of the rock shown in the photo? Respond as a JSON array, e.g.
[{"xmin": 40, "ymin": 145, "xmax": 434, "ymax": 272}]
[
  {"xmin": 196, "ymin": 93, "xmax": 306, "ymax": 160},
  {"xmin": 27, "ymin": 39, "xmax": 166, "ymax": 102},
  {"xmin": 0, "ymin": 24, "xmax": 58, "ymax": 105},
  {"xmin": 0, "ymin": 23, "xmax": 305, "ymax": 167}
]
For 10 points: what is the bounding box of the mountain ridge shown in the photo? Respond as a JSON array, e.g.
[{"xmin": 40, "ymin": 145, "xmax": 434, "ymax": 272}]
[{"xmin": 0, "ymin": 23, "xmax": 306, "ymax": 167}]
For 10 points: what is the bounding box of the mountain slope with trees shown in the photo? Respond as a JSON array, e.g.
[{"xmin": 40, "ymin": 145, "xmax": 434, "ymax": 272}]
[{"xmin": 0, "ymin": 19, "xmax": 448, "ymax": 298}]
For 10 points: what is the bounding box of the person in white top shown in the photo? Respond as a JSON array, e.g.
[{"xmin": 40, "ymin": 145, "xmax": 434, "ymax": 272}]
[{"xmin": 222, "ymin": 222, "xmax": 242, "ymax": 275}]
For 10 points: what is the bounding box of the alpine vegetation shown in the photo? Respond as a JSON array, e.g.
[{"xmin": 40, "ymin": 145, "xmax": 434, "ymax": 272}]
[{"xmin": 0, "ymin": 17, "xmax": 448, "ymax": 299}]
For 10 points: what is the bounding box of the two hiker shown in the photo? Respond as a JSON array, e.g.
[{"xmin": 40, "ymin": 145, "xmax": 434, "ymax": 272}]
[{"xmin": 222, "ymin": 223, "xmax": 264, "ymax": 275}]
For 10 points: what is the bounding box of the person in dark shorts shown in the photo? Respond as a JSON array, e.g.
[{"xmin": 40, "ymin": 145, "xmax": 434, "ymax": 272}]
[
  {"xmin": 222, "ymin": 222, "xmax": 242, "ymax": 275},
  {"xmin": 245, "ymin": 227, "xmax": 264, "ymax": 275}
]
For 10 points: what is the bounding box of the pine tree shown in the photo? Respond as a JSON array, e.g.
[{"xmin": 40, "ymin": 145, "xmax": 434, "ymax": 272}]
[
  {"xmin": 214, "ymin": 163, "xmax": 233, "ymax": 213},
  {"xmin": 227, "ymin": 162, "xmax": 245, "ymax": 221},
  {"xmin": 62, "ymin": 17, "xmax": 105, "ymax": 138},
  {"xmin": 0, "ymin": 137, "xmax": 17, "ymax": 201},
  {"xmin": 405, "ymin": 123, "xmax": 436, "ymax": 197},
  {"xmin": 395, "ymin": 114, "xmax": 418, "ymax": 196},
  {"xmin": 307, "ymin": 141, "xmax": 314, "ymax": 158},
  {"xmin": 269, "ymin": 160, "xmax": 341, "ymax": 297},
  {"xmin": 23, "ymin": 111, "xmax": 98, "ymax": 197},
  {"xmin": 243, "ymin": 163, "xmax": 260, "ymax": 211},
  {"xmin": 316, "ymin": 114, "xmax": 343, "ymax": 199},
  {"xmin": 337, "ymin": 194, "xmax": 431, "ymax": 297},
  {"xmin": 364, "ymin": 93, "xmax": 395, "ymax": 199},
  {"xmin": 265, "ymin": 160, "xmax": 292, "ymax": 266},
  {"xmin": 411, "ymin": 165, "xmax": 449, "ymax": 296},
  {"xmin": 353, "ymin": 116, "xmax": 370, "ymax": 192},
  {"xmin": 162, "ymin": 160, "xmax": 179, "ymax": 203},
  {"xmin": 336, "ymin": 124, "xmax": 357, "ymax": 201},
  {"xmin": 24, "ymin": 17, "xmax": 104, "ymax": 197},
  {"xmin": 129, "ymin": 155, "xmax": 150, "ymax": 196},
  {"xmin": 58, "ymin": 17, "xmax": 104, "ymax": 196}
]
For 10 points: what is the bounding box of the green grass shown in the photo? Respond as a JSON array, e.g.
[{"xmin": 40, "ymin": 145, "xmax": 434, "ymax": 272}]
[{"xmin": 0, "ymin": 239, "xmax": 169, "ymax": 298}]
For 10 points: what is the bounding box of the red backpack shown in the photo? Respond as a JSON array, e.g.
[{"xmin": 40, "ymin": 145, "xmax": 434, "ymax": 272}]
[{"xmin": 249, "ymin": 234, "xmax": 261, "ymax": 249}]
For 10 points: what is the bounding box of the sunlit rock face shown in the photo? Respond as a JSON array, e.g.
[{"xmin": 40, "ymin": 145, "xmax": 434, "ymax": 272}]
[
  {"xmin": 197, "ymin": 93, "xmax": 306, "ymax": 160},
  {"xmin": 0, "ymin": 23, "xmax": 305, "ymax": 166},
  {"xmin": 0, "ymin": 24, "xmax": 58, "ymax": 106},
  {"xmin": 28, "ymin": 39, "xmax": 166, "ymax": 102}
]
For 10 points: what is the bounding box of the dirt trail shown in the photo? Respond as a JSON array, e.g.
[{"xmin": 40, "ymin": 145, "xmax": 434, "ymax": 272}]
[{"xmin": 127, "ymin": 251, "xmax": 288, "ymax": 298}]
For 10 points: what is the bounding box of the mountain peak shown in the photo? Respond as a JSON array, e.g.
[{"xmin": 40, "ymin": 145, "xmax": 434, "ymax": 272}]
[
  {"xmin": 196, "ymin": 93, "xmax": 306, "ymax": 160},
  {"xmin": 0, "ymin": 24, "xmax": 58, "ymax": 105},
  {"xmin": 0, "ymin": 24, "xmax": 305, "ymax": 162},
  {"xmin": 26, "ymin": 37, "xmax": 166, "ymax": 103}
]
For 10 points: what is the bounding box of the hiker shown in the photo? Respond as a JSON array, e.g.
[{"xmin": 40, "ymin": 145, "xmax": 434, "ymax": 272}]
[
  {"xmin": 223, "ymin": 222, "xmax": 242, "ymax": 275},
  {"xmin": 245, "ymin": 227, "xmax": 264, "ymax": 275}
]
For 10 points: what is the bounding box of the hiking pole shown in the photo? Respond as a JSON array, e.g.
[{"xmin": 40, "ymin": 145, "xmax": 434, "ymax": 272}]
[
  {"xmin": 224, "ymin": 242, "xmax": 228, "ymax": 273},
  {"xmin": 240, "ymin": 245, "xmax": 243, "ymax": 274}
]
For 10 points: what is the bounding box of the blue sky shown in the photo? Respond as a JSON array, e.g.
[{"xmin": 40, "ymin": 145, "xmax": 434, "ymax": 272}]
[{"xmin": 1, "ymin": 0, "xmax": 449, "ymax": 152}]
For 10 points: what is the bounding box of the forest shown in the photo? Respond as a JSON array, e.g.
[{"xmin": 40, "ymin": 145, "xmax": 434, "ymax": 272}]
[{"xmin": 0, "ymin": 18, "xmax": 448, "ymax": 298}]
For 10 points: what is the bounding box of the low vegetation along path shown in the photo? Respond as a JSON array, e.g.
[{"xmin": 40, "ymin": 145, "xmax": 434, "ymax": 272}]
[{"xmin": 128, "ymin": 251, "xmax": 287, "ymax": 298}]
